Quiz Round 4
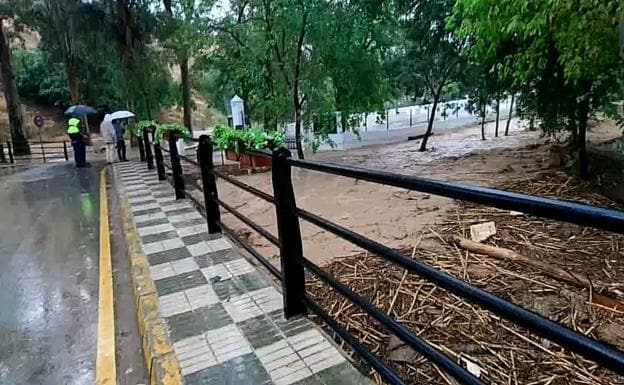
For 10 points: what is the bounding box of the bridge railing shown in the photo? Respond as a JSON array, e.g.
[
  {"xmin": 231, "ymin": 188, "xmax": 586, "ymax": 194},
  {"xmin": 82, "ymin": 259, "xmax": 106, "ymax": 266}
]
[
  {"xmin": 144, "ymin": 133, "xmax": 624, "ymax": 385},
  {"xmin": 1, "ymin": 140, "xmax": 71, "ymax": 164}
]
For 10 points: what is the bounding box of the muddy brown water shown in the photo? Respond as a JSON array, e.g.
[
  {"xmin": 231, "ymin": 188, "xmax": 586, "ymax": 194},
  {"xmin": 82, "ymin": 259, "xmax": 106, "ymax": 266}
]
[{"xmin": 217, "ymin": 119, "xmax": 624, "ymax": 266}]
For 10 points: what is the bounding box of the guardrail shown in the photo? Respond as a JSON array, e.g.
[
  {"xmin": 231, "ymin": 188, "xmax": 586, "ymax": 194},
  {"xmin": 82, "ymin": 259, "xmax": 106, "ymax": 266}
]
[
  {"xmin": 1, "ymin": 140, "xmax": 71, "ymax": 164},
  {"xmin": 142, "ymin": 133, "xmax": 624, "ymax": 385}
]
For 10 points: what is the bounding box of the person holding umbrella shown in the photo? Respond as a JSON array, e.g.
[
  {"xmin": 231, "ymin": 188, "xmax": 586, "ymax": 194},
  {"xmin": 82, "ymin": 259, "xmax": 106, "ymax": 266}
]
[
  {"xmin": 112, "ymin": 119, "xmax": 127, "ymax": 162},
  {"xmin": 67, "ymin": 117, "xmax": 88, "ymax": 167},
  {"xmin": 105, "ymin": 111, "xmax": 135, "ymax": 162},
  {"xmin": 100, "ymin": 114, "xmax": 116, "ymax": 164},
  {"xmin": 65, "ymin": 105, "xmax": 96, "ymax": 168}
]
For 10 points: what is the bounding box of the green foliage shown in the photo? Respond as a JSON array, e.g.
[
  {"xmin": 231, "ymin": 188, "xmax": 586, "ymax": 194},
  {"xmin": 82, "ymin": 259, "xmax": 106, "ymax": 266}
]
[
  {"xmin": 212, "ymin": 125, "xmax": 285, "ymax": 153},
  {"xmin": 13, "ymin": 49, "xmax": 70, "ymax": 107},
  {"xmin": 155, "ymin": 123, "xmax": 191, "ymax": 142},
  {"xmin": 212, "ymin": 124, "xmax": 242, "ymax": 152},
  {"xmin": 453, "ymin": 0, "xmax": 621, "ymax": 132},
  {"xmin": 197, "ymin": 0, "xmax": 394, "ymax": 153},
  {"xmin": 136, "ymin": 120, "xmax": 157, "ymax": 136},
  {"xmin": 10, "ymin": 0, "xmax": 180, "ymax": 118},
  {"xmin": 243, "ymin": 127, "xmax": 285, "ymax": 150}
]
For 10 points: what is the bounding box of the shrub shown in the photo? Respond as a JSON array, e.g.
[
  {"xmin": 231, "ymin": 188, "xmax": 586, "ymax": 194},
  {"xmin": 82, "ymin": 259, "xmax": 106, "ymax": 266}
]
[
  {"xmin": 154, "ymin": 123, "xmax": 191, "ymax": 142},
  {"xmin": 212, "ymin": 125, "xmax": 285, "ymax": 153},
  {"xmin": 136, "ymin": 120, "xmax": 157, "ymax": 136}
]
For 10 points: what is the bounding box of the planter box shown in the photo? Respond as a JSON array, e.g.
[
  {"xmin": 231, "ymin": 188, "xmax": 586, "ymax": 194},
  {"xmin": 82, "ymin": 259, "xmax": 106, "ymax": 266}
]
[
  {"xmin": 225, "ymin": 149, "xmax": 239, "ymax": 161},
  {"xmin": 225, "ymin": 149, "xmax": 272, "ymax": 167},
  {"xmin": 248, "ymin": 153, "xmax": 272, "ymax": 167}
]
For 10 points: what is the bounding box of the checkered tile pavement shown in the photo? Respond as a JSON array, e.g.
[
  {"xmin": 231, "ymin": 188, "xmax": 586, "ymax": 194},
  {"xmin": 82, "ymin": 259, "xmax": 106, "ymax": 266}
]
[{"xmin": 114, "ymin": 162, "xmax": 370, "ymax": 385}]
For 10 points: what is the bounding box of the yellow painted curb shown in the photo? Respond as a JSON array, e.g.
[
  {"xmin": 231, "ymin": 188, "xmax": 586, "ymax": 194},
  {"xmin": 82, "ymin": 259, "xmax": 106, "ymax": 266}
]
[
  {"xmin": 96, "ymin": 168, "xmax": 117, "ymax": 385},
  {"xmin": 114, "ymin": 168, "xmax": 184, "ymax": 385}
]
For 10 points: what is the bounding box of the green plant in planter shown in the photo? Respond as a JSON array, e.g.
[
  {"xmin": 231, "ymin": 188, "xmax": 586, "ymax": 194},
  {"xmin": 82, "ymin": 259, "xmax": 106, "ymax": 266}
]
[
  {"xmin": 213, "ymin": 125, "xmax": 285, "ymax": 153},
  {"xmin": 245, "ymin": 127, "xmax": 285, "ymax": 150},
  {"xmin": 136, "ymin": 120, "xmax": 157, "ymax": 136},
  {"xmin": 213, "ymin": 124, "xmax": 243, "ymax": 152},
  {"xmin": 154, "ymin": 123, "xmax": 191, "ymax": 142}
]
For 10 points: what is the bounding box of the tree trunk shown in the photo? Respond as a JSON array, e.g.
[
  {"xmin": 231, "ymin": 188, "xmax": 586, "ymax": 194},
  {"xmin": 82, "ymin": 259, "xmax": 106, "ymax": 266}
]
[
  {"xmin": 180, "ymin": 55, "xmax": 192, "ymax": 134},
  {"xmin": 144, "ymin": 92, "xmax": 153, "ymax": 120},
  {"xmin": 0, "ymin": 22, "xmax": 29, "ymax": 155},
  {"xmin": 481, "ymin": 113, "xmax": 486, "ymax": 140},
  {"xmin": 494, "ymin": 96, "xmax": 500, "ymax": 137},
  {"xmin": 65, "ymin": 65, "xmax": 81, "ymax": 104},
  {"xmin": 419, "ymin": 94, "xmax": 439, "ymax": 151},
  {"xmin": 291, "ymin": 7, "xmax": 308, "ymax": 160},
  {"xmin": 294, "ymin": 110, "xmax": 304, "ymax": 159},
  {"xmin": 577, "ymin": 95, "xmax": 590, "ymax": 180},
  {"xmin": 505, "ymin": 94, "xmax": 514, "ymax": 136},
  {"xmin": 163, "ymin": 0, "xmax": 173, "ymax": 14}
]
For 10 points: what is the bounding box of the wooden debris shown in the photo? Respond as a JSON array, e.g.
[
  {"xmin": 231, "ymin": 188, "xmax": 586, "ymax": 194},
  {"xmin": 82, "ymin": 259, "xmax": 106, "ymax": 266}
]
[{"xmin": 305, "ymin": 172, "xmax": 624, "ymax": 385}]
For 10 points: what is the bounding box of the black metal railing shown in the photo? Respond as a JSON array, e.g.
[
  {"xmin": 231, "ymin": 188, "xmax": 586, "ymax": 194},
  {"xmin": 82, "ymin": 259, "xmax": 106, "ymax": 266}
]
[
  {"xmin": 1, "ymin": 140, "xmax": 71, "ymax": 164},
  {"xmin": 142, "ymin": 134, "xmax": 624, "ymax": 385}
]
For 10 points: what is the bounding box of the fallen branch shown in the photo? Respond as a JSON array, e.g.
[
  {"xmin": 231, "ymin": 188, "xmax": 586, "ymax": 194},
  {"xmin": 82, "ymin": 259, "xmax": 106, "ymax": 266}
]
[{"xmin": 448, "ymin": 235, "xmax": 624, "ymax": 311}]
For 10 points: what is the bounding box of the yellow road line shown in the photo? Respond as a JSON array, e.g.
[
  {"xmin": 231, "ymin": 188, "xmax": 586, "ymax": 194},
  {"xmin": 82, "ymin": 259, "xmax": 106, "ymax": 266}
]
[{"xmin": 96, "ymin": 168, "xmax": 116, "ymax": 385}]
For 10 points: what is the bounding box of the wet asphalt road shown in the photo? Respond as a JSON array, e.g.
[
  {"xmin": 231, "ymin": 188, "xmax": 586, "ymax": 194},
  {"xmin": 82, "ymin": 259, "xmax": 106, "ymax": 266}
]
[{"xmin": 0, "ymin": 164, "xmax": 101, "ymax": 384}]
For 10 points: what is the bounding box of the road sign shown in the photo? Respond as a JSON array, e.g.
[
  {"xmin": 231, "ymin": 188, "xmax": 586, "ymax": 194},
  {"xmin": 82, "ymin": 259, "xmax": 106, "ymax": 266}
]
[{"xmin": 33, "ymin": 115, "xmax": 44, "ymax": 128}]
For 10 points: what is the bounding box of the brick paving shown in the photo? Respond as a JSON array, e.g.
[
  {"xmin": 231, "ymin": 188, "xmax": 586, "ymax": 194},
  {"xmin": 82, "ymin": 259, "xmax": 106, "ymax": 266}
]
[{"xmin": 115, "ymin": 161, "xmax": 371, "ymax": 385}]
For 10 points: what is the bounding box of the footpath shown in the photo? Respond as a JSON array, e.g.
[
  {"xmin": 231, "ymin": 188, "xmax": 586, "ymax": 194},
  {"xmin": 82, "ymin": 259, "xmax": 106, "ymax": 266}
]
[{"xmin": 113, "ymin": 161, "xmax": 371, "ymax": 385}]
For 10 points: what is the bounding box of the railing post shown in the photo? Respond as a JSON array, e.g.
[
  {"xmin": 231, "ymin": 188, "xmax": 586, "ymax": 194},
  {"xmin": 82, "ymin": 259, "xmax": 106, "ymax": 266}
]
[
  {"xmin": 168, "ymin": 134, "xmax": 185, "ymax": 199},
  {"xmin": 40, "ymin": 142, "xmax": 46, "ymax": 163},
  {"xmin": 198, "ymin": 135, "xmax": 221, "ymax": 234},
  {"xmin": 7, "ymin": 141, "xmax": 14, "ymax": 164},
  {"xmin": 63, "ymin": 141, "xmax": 69, "ymax": 161},
  {"xmin": 154, "ymin": 143, "xmax": 166, "ymax": 181},
  {"xmin": 143, "ymin": 129, "xmax": 154, "ymax": 170},
  {"xmin": 271, "ymin": 147, "xmax": 307, "ymax": 318},
  {"xmin": 137, "ymin": 134, "xmax": 146, "ymax": 162}
]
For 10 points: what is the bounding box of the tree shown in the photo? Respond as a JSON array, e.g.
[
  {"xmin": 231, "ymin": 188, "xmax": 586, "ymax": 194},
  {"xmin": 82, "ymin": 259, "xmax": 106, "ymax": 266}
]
[
  {"xmin": 206, "ymin": 0, "xmax": 393, "ymax": 158},
  {"xmin": 454, "ymin": 0, "xmax": 621, "ymax": 178},
  {"xmin": 14, "ymin": 49, "xmax": 69, "ymax": 107},
  {"xmin": 8, "ymin": 0, "xmax": 179, "ymax": 120},
  {"xmin": 0, "ymin": 17, "xmax": 29, "ymax": 154},
  {"xmin": 399, "ymin": 0, "xmax": 464, "ymax": 152},
  {"xmin": 16, "ymin": 0, "xmax": 85, "ymax": 103},
  {"xmin": 161, "ymin": 0, "xmax": 213, "ymax": 133},
  {"xmin": 464, "ymin": 64, "xmax": 494, "ymax": 141},
  {"xmin": 504, "ymin": 93, "xmax": 514, "ymax": 136}
]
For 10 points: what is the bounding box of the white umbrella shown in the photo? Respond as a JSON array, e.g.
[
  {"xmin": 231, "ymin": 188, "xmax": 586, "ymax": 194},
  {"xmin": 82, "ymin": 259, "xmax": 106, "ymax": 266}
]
[{"xmin": 105, "ymin": 110, "xmax": 135, "ymax": 121}]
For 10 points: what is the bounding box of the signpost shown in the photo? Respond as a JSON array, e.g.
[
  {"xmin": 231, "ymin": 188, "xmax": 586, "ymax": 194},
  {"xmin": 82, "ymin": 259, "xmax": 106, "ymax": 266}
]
[
  {"xmin": 33, "ymin": 115, "xmax": 44, "ymax": 128},
  {"xmin": 33, "ymin": 115, "xmax": 45, "ymax": 161}
]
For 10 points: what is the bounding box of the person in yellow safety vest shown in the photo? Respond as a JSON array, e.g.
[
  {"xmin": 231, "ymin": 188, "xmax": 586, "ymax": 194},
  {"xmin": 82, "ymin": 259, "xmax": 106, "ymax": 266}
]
[{"xmin": 67, "ymin": 118, "xmax": 89, "ymax": 168}]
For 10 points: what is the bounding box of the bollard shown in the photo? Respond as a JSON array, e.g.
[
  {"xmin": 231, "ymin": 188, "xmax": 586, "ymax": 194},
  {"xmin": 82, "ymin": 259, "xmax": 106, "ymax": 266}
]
[
  {"xmin": 40, "ymin": 142, "xmax": 46, "ymax": 163},
  {"xmin": 0, "ymin": 142, "xmax": 5, "ymax": 163},
  {"xmin": 154, "ymin": 143, "xmax": 166, "ymax": 181},
  {"xmin": 7, "ymin": 141, "xmax": 14, "ymax": 164},
  {"xmin": 410, "ymin": 108, "xmax": 413, "ymax": 126},
  {"xmin": 197, "ymin": 135, "xmax": 221, "ymax": 234},
  {"xmin": 63, "ymin": 141, "xmax": 69, "ymax": 161},
  {"xmin": 143, "ymin": 129, "xmax": 154, "ymax": 170},
  {"xmin": 137, "ymin": 135, "xmax": 146, "ymax": 162},
  {"xmin": 271, "ymin": 147, "xmax": 307, "ymax": 318},
  {"xmin": 168, "ymin": 134, "xmax": 185, "ymax": 199},
  {"xmin": 386, "ymin": 109, "xmax": 389, "ymax": 131}
]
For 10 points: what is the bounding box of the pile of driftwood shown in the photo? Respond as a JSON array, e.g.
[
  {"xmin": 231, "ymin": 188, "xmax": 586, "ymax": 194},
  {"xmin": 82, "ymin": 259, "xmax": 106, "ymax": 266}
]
[{"xmin": 307, "ymin": 172, "xmax": 624, "ymax": 385}]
